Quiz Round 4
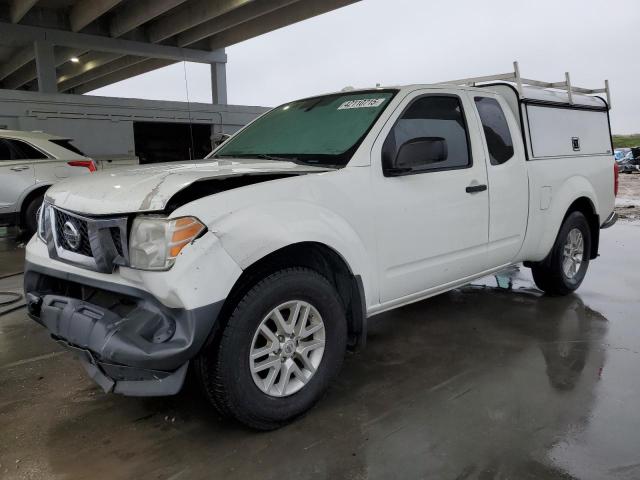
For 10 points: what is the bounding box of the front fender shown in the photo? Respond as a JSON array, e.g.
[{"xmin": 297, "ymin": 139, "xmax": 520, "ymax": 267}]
[{"xmin": 209, "ymin": 200, "xmax": 376, "ymax": 305}]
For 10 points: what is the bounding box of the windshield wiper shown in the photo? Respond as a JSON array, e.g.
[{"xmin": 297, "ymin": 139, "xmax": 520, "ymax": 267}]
[
  {"xmin": 253, "ymin": 154, "xmax": 338, "ymax": 169},
  {"xmin": 253, "ymin": 154, "xmax": 297, "ymax": 162},
  {"xmin": 214, "ymin": 154, "xmax": 338, "ymax": 169}
]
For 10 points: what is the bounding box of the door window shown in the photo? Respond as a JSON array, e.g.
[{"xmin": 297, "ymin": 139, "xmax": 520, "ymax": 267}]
[
  {"xmin": 383, "ymin": 95, "xmax": 471, "ymax": 172},
  {"xmin": 474, "ymin": 97, "xmax": 514, "ymax": 165},
  {"xmin": 0, "ymin": 140, "xmax": 12, "ymax": 160},
  {"xmin": 3, "ymin": 139, "xmax": 48, "ymax": 160}
]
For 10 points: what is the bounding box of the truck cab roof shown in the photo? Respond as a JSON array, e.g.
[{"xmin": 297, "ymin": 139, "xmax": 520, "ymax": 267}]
[{"xmin": 337, "ymin": 83, "xmax": 607, "ymax": 110}]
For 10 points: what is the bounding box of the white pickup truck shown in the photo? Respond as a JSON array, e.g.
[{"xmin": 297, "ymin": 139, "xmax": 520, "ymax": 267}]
[{"xmin": 24, "ymin": 66, "xmax": 617, "ymax": 429}]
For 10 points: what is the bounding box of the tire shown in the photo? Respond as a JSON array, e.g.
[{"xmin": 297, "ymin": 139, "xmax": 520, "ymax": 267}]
[
  {"xmin": 531, "ymin": 211, "xmax": 591, "ymax": 296},
  {"xmin": 23, "ymin": 194, "xmax": 44, "ymax": 237},
  {"xmin": 195, "ymin": 267, "xmax": 347, "ymax": 430}
]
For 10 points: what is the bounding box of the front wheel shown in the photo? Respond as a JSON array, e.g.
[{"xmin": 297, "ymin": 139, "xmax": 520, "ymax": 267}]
[
  {"xmin": 531, "ymin": 211, "xmax": 591, "ymax": 295},
  {"xmin": 195, "ymin": 267, "xmax": 347, "ymax": 430}
]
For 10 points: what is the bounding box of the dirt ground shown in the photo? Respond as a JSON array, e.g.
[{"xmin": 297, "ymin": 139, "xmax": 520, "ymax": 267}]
[{"xmin": 615, "ymin": 172, "xmax": 640, "ymax": 220}]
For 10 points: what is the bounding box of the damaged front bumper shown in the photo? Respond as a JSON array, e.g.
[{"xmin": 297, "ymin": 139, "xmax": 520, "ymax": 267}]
[{"xmin": 24, "ymin": 263, "xmax": 223, "ymax": 396}]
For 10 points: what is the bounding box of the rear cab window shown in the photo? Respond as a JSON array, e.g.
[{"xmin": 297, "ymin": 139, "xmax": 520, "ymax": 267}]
[{"xmin": 474, "ymin": 97, "xmax": 514, "ymax": 165}]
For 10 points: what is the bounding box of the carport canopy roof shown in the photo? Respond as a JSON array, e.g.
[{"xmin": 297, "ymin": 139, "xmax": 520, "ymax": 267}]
[{"xmin": 0, "ymin": 0, "xmax": 358, "ymax": 95}]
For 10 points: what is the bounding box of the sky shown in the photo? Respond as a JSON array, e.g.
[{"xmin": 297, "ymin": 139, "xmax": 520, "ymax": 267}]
[{"xmin": 91, "ymin": 0, "xmax": 640, "ymax": 134}]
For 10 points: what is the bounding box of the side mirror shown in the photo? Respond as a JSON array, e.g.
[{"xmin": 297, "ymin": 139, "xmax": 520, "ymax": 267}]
[{"xmin": 392, "ymin": 137, "xmax": 448, "ymax": 174}]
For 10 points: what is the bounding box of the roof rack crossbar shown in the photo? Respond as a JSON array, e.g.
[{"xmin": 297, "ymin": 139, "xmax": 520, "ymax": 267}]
[{"xmin": 438, "ymin": 61, "xmax": 611, "ymax": 109}]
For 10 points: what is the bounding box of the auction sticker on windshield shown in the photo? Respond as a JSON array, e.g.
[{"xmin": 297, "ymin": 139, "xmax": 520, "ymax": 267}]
[{"xmin": 337, "ymin": 98, "xmax": 387, "ymax": 110}]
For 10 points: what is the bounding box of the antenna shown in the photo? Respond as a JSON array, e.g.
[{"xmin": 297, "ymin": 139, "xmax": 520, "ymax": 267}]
[{"xmin": 181, "ymin": 58, "xmax": 196, "ymax": 160}]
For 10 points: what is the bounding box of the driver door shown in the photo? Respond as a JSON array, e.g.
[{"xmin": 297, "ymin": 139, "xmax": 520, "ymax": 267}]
[{"xmin": 373, "ymin": 90, "xmax": 489, "ymax": 304}]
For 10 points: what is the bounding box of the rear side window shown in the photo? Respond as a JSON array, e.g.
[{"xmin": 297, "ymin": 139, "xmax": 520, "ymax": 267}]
[
  {"xmin": 50, "ymin": 139, "xmax": 86, "ymax": 156},
  {"xmin": 4, "ymin": 139, "xmax": 48, "ymax": 160},
  {"xmin": 474, "ymin": 97, "xmax": 514, "ymax": 165},
  {"xmin": 384, "ymin": 95, "xmax": 471, "ymax": 171}
]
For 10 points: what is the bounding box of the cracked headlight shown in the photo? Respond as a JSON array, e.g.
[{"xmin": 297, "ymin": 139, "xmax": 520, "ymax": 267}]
[{"xmin": 129, "ymin": 216, "xmax": 206, "ymax": 271}]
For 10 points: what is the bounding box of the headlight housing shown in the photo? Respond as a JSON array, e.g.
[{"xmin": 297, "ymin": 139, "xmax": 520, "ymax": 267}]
[
  {"xmin": 37, "ymin": 202, "xmax": 50, "ymax": 243},
  {"xmin": 129, "ymin": 216, "xmax": 206, "ymax": 271}
]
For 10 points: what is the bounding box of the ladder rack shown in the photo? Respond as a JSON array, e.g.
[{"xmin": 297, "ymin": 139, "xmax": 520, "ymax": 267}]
[{"xmin": 439, "ymin": 61, "xmax": 611, "ymax": 109}]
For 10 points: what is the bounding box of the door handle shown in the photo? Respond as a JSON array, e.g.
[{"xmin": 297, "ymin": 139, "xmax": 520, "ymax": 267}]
[
  {"xmin": 10, "ymin": 165, "xmax": 30, "ymax": 171},
  {"xmin": 466, "ymin": 184, "xmax": 487, "ymax": 193}
]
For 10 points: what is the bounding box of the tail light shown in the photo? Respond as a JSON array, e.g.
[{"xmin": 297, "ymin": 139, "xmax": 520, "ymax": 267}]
[
  {"xmin": 614, "ymin": 161, "xmax": 619, "ymax": 197},
  {"xmin": 68, "ymin": 159, "xmax": 97, "ymax": 172}
]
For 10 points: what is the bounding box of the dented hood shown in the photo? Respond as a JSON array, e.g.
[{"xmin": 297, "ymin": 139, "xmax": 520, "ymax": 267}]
[{"xmin": 45, "ymin": 158, "xmax": 331, "ymax": 215}]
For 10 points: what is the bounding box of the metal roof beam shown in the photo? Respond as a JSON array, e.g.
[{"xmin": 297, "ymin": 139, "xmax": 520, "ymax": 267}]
[
  {"xmin": 2, "ymin": 47, "xmax": 87, "ymax": 89},
  {"xmin": 0, "ymin": 45, "xmax": 34, "ymax": 80},
  {"xmin": 9, "ymin": 0, "xmax": 39, "ymax": 23},
  {"xmin": 57, "ymin": 52, "xmax": 123, "ymax": 83},
  {"xmin": 208, "ymin": 0, "xmax": 359, "ymax": 49},
  {"xmin": 70, "ymin": 0, "xmax": 124, "ymax": 32},
  {"xmin": 58, "ymin": 55, "xmax": 149, "ymax": 91},
  {"xmin": 73, "ymin": 58, "xmax": 176, "ymax": 94},
  {"xmin": 177, "ymin": 0, "xmax": 300, "ymax": 47},
  {"xmin": 0, "ymin": 22, "xmax": 227, "ymax": 63},
  {"xmin": 146, "ymin": 0, "xmax": 252, "ymax": 43},
  {"xmin": 109, "ymin": 0, "xmax": 188, "ymax": 38}
]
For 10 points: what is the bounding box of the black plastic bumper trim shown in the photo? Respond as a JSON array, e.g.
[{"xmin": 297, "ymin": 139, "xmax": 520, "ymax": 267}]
[
  {"xmin": 25, "ymin": 261, "xmax": 225, "ymax": 392},
  {"xmin": 60, "ymin": 341, "xmax": 188, "ymax": 396},
  {"xmin": 601, "ymin": 211, "xmax": 617, "ymax": 229}
]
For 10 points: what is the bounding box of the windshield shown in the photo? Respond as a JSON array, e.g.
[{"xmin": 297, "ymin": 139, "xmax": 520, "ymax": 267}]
[{"xmin": 212, "ymin": 89, "xmax": 397, "ymax": 166}]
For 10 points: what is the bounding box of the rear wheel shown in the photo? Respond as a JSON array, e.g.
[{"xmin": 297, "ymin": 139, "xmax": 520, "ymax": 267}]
[
  {"xmin": 22, "ymin": 193, "xmax": 44, "ymax": 237},
  {"xmin": 195, "ymin": 267, "xmax": 347, "ymax": 430},
  {"xmin": 531, "ymin": 211, "xmax": 591, "ymax": 295}
]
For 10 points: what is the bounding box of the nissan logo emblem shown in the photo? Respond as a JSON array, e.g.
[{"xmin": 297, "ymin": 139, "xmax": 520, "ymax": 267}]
[{"xmin": 62, "ymin": 220, "xmax": 81, "ymax": 250}]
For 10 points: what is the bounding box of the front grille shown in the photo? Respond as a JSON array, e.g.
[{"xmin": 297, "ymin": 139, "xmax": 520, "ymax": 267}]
[
  {"xmin": 46, "ymin": 204, "xmax": 129, "ymax": 272},
  {"xmin": 54, "ymin": 209, "xmax": 93, "ymax": 257},
  {"xmin": 110, "ymin": 227, "xmax": 124, "ymax": 257}
]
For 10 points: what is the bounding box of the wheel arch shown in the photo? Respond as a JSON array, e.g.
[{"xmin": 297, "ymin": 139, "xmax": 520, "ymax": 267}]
[
  {"xmin": 524, "ymin": 173, "xmax": 602, "ymax": 263},
  {"xmin": 525, "ymin": 194, "xmax": 600, "ymax": 269},
  {"xmin": 18, "ymin": 184, "xmax": 51, "ymax": 227},
  {"xmin": 207, "ymin": 241, "xmax": 367, "ymax": 353}
]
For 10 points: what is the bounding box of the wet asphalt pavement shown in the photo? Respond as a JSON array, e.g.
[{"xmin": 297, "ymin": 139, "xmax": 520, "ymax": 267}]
[{"xmin": 1, "ymin": 223, "xmax": 639, "ymax": 479}]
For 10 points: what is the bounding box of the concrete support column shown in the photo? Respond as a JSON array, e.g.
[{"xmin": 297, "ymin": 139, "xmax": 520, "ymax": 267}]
[
  {"xmin": 210, "ymin": 61, "xmax": 227, "ymax": 105},
  {"xmin": 33, "ymin": 41, "xmax": 57, "ymax": 93}
]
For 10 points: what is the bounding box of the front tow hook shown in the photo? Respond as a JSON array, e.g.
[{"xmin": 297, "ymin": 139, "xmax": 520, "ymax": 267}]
[{"xmin": 26, "ymin": 292, "xmax": 43, "ymax": 316}]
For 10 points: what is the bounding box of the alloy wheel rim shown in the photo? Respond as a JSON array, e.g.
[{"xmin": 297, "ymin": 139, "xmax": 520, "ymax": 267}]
[
  {"xmin": 249, "ymin": 300, "xmax": 325, "ymax": 397},
  {"xmin": 562, "ymin": 228, "xmax": 584, "ymax": 279}
]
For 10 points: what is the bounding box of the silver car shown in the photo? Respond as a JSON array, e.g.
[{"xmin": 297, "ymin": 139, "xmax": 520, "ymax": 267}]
[{"xmin": 0, "ymin": 130, "xmax": 96, "ymax": 235}]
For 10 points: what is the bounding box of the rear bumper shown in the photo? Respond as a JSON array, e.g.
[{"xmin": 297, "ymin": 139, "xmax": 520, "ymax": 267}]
[
  {"xmin": 25, "ymin": 262, "xmax": 224, "ymax": 396},
  {"xmin": 601, "ymin": 211, "xmax": 618, "ymax": 229}
]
